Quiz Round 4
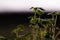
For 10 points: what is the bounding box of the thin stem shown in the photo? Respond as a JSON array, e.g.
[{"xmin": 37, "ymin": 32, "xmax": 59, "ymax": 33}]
[
  {"xmin": 15, "ymin": 32, "xmax": 18, "ymax": 40},
  {"xmin": 52, "ymin": 14, "xmax": 54, "ymax": 40},
  {"xmin": 53, "ymin": 14, "xmax": 58, "ymax": 40},
  {"xmin": 32, "ymin": 11, "xmax": 37, "ymax": 40},
  {"xmin": 38, "ymin": 16, "xmax": 41, "ymax": 40},
  {"xmin": 54, "ymin": 15, "xmax": 57, "ymax": 40}
]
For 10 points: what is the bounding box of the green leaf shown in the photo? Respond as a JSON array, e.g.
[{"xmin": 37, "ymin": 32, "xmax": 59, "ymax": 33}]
[
  {"xmin": 37, "ymin": 10, "xmax": 43, "ymax": 15},
  {"xmin": 30, "ymin": 17, "xmax": 35, "ymax": 24},
  {"xmin": 55, "ymin": 12, "xmax": 60, "ymax": 15},
  {"xmin": 12, "ymin": 24, "xmax": 24, "ymax": 33},
  {"xmin": 28, "ymin": 16, "xmax": 34, "ymax": 19},
  {"xmin": 30, "ymin": 7, "xmax": 37, "ymax": 12},
  {"xmin": 25, "ymin": 33, "xmax": 31, "ymax": 40},
  {"xmin": 34, "ymin": 7, "xmax": 37, "ymax": 12},
  {"xmin": 48, "ymin": 11, "xmax": 60, "ymax": 15},
  {"xmin": 34, "ymin": 24, "xmax": 39, "ymax": 29},
  {"xmin": 30, "ymin": 17, "xmax": 38, "ymax": 24},
  {"xmin": 17, "ymin": 24, "xmax": 24, "ymax": 31}
]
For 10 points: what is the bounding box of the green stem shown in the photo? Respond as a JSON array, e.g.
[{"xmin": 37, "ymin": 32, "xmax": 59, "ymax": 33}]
[
  {"xmin": 55, "ymin": 31, "xmax": 60, "ymax": 40},
  {"xmin": 53, "ymin": 14, "xmax": 57, "ymax": 40},
  {"xmin": 32, "ymin": 11, "xmax": 37, "ymax": 40},
  {"xmin": 54, "ymin": 15, "xmax": 57, "ymax": 27},
  {"xmin": 15, "ymin": 32, "xmax": 18, "ymax": 40},
  {"xmin": 32, "ymin": 27, "xmax": 36, "ymax": 40},
  {"xmin": 52, "ymin": 14, "xmax": 54, "ymax": 40}
]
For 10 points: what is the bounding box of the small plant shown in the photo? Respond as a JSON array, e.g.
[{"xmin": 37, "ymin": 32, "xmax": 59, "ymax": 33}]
[
  {"xmin": 12, "ymin": 24, "xmax": 24, "ymax": 40},
  {"xmin": 29, "ymin": 7, "xmax": 60, "ymax": 40},
  {"xmin": 29, "ymin": 7, "xmax": 47, "ymax": 40},
  {"xmin": 11, "ymin": 7, "xmax": 60, "ymax": 40}
]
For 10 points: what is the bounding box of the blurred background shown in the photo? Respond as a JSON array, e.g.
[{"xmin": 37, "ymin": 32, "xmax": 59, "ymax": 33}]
[{"xmin": 0, "ymin": 0, "xmax": 60, "ymax": 39}]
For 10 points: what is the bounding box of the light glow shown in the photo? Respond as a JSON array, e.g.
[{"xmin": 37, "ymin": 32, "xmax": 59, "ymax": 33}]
[{"xmin": 0, "ymin": 0, "xmax": 60, "ymax": 12}]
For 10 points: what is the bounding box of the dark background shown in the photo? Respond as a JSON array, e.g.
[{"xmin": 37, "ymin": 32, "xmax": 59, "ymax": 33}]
[
  {"xmin": 0, "ymin": 12, "xmax": 34, "ymax": 37},
  {"xmin": 0, "ymin": 12, "xmax": 60, "ymax": 38}
]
